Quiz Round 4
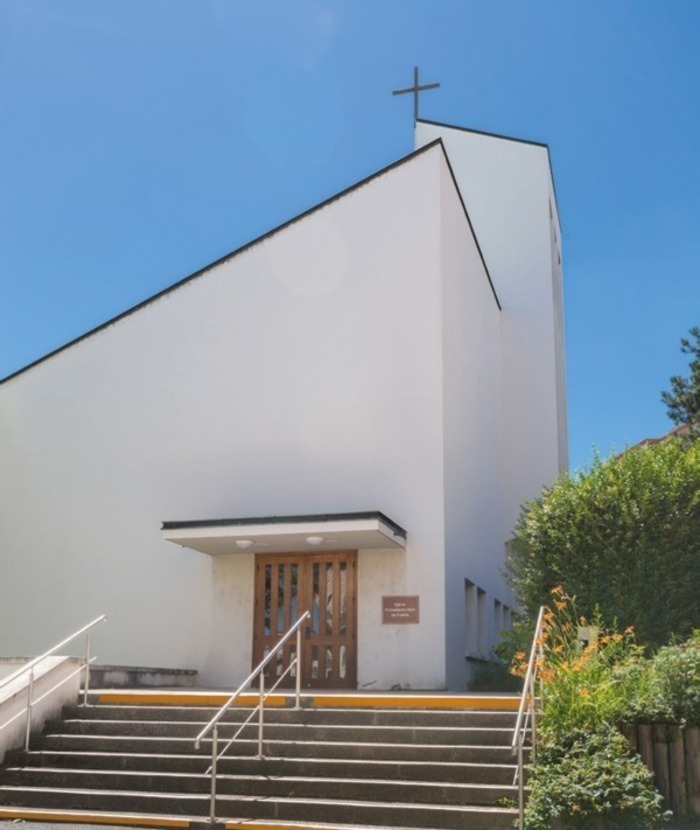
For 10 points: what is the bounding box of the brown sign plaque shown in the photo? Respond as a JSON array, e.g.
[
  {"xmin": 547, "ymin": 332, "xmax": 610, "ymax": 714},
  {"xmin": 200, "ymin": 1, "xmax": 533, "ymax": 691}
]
[{"xmin": 382, "ymin": 595, "xmax": 419, "ymax": 624}]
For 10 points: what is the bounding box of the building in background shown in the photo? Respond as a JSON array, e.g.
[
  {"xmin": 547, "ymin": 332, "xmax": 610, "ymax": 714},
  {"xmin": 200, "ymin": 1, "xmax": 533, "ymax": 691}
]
[{"xmin": 0, "ymin": 120, "xmax": 566, "ymax": 690}]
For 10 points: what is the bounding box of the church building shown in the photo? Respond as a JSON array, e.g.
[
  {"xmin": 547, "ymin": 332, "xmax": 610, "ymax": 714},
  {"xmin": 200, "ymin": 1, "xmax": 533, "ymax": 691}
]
[{"xmin": 0, "ymin": 119, "xmax": 566, "ymax": 691}]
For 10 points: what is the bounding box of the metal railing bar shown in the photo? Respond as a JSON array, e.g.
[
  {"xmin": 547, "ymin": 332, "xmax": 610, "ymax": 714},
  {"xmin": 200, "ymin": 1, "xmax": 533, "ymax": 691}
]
[
  {"xmin": 263, "ymin": 657, "xmax": 298, "ymax": 699},
  {"xmin": 205, "ymin": 655, "xmax": 301, "ymax": 773},
  {"xmin": 511, "ymin": 605, "xmax": 545, "ymax": 753},
  {"xmin": 25, "ymin": 658, "xmax": 96, "ymax": 711},
  {"xmin": 0, "ymin": 615, "xmax": 107, "ymax": 693},
  {"xmin": 0, "ymin": 656, "xmax": 98, "ymax": 736},
  {"xmin": 0, "ymin": 707, "xmax": 33, "ymax": 734},
  {"xmin": 198, "ymin": 611, "xmax": 309, "ymax": 823},
  {"xmin": 195, "ymin": 610, "xmax": 309, "ymax": 748},
  {"xmin": 0, "ymin": 676, "xmax": 82, "ymax": 735},
  {"xmin": 511, "ymin": 605, "xmax": 545, "ymax": 830}
]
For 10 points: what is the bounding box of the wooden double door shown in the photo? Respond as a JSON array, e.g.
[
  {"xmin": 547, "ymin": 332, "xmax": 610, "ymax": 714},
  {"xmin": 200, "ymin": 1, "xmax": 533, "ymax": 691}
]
[{"xmin": 252, "ymin": 550, "xmax": 357, "ymax": 689}]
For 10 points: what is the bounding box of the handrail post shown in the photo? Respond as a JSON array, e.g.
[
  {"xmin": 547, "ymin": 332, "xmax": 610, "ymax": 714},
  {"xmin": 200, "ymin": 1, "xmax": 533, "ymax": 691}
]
[
  {"xmin": 194, "ymin": 610, "xmax": 311, "ymax": 802},
  {"xmin": 258, "ymin": 669, "xmax": 265, "ymax": 757},
  {"xmin": 510, "ymin": 606, "xmax": 546, "ymax": 819},
  {"xmin": 24, "ymin": 668, "xmax": 35, "ymax": 751},
  {"xmin": 530, "ymin": 673, "xmax": 538, "ymax": 759},
  {"xmin": 82, "ymin": 631, "xmax": 92, "ymax": 706},
  {"xmin": 295, "ymin": 624, "xmax": 302, "ymax": 709},
  {"xmin": 209, "ymin": 724, "xmax": 218, "ymax": 824},
  {"xmin": 518, "ymin": 739, "xmax": 524, "ymax": 830}
]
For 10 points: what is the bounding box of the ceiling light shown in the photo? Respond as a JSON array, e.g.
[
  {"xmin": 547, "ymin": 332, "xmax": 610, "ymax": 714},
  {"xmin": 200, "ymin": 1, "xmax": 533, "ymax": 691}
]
[
  {"xmin": 305, "ymin": 536, "xmax": 324, "ymax": 547},
  {"xmin": 236, "ymin": 539, "xmax": 254, "ymax": 550}
]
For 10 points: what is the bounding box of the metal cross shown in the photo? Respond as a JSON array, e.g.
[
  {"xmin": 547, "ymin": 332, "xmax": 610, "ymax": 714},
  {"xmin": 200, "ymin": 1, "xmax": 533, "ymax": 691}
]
[{"xmin": 392, "ymin": 67, "xmax": 440, "ymax": 122}]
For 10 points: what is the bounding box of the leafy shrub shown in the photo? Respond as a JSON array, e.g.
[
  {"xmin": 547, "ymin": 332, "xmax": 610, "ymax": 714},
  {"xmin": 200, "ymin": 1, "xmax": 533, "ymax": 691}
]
[
  {"xmin": 519, "ymin": 591, "xmax": 676, "ymax": 829},
  {"xmin": 507, "ymin": 440, "xmax": 700, "ymax": 650},
  {"xmin": 619, "ymin": 631, "xmax": 700, "ymax": 726},
  {"xmin": 467, "ymin": 657, "xmax": 521, "ymax": 692},
  {"xmin": 515, "ymin": 589, "xmax": 643, "ymax": 737},
  {"xmin": 524, "ymin": 726, "xmax": 668, "ymax": 830}
]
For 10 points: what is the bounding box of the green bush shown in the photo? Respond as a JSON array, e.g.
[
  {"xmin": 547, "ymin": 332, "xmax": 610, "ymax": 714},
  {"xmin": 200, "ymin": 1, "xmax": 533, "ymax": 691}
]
[
  {"xmin": 466, "ymin": 658, "xmax": 521, "ymax": 692},
  {"xmin": 530, "ymin": 591, "xmax": 643, "ymax": 738},
  {"xmin": 518, "ymin": 593, "xmax": 697, "ymax": 829},
  {"xmin": 619, "ymin": 631, "xmax": 700, "ymax": 726},
  {"xmin": 507, "ymin": 440, "xmax": 700, "ymax": 650},
  {"xmin": 524, "ymin": 727, "xmax": 668, "ymax": 830}
]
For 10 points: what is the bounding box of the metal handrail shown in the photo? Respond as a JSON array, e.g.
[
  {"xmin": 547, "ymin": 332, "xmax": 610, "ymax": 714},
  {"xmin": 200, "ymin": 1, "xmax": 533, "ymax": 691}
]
[
  {"xmin": 511, "ymin": 605, "xmax": 545, "ymax": 830},
  {"xmin": 195, "ymin": 610, "xmax": 311, "ymax": 824},
  {"xmin": 0, "ymin": 614, "xmax": 107, "ymax": 751}
]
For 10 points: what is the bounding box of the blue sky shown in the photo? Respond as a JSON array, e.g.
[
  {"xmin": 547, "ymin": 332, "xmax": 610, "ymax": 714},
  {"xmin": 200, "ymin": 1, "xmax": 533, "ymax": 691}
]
[{"xmin": 1, "ymin": 0, "xmax": 698, "ymax": 473}]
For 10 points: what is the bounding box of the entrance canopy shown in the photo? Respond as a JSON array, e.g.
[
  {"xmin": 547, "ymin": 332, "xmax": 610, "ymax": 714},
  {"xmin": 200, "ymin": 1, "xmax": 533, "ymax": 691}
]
[{"xmin": 161, "ymin": 511, "xmax": 406, "ymax": 556}]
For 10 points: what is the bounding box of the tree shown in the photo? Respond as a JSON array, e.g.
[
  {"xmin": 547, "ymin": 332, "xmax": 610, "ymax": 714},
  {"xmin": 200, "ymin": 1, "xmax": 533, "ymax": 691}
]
[
  {"xmin": 662, "ymin": 325, "xmax": 700, "ymax": 440},
  {"xmin": 506, "ymin": 439, "xmax": 700, "ymax": 649}
]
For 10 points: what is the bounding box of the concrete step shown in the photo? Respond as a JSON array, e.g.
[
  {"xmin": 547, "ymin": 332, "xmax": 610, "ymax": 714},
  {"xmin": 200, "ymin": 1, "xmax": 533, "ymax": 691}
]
[
  {"xmin": 0, "ymin": 808, "xmax": 508, "ymax": 830},
  {"xmin": 64, "ymin": 704, "xmax": 517, "ymax": 729},
  {"xmin": 0, "ymin": 693, "xmax": 523, "ymax": 830},
  {"xmin": 47, "ymin": 718, "xmax": 513, "ymax": 746},
  {"xmin": 0, "ymin": 809, "xmax": 513, "ymax": 830},
  {"xmin": 7, "ymin": 750, "xmax": 517, "ymax": 784},
  {"xmin": 224, "ymin": 795, "xmax": 518, "ymax": 830},
  {"xmin": 0, "ymin": 787, "xmax": 517, "ymax": 829},
  {"xmin": 33, "ymin": 733, "xmax": 515, "ymax": 763},
  {"xmin": 0, "ymin": 767, "xmax": 517, "ymax": 806}
]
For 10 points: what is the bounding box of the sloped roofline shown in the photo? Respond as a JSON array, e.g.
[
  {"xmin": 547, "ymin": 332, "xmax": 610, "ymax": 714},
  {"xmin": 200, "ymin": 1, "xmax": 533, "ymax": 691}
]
[
  {"xmin": 417, "ymin": 118, "xmax": 562, "ymax": 227},
  {"xmin": 1, "ymin": 137, "xmax": 499, "ymax": 384}
]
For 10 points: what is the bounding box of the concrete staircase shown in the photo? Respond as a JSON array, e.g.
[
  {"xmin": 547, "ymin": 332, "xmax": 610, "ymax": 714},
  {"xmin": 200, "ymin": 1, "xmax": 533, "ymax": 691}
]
[{"xmin": 0, "ymin": 691, "xmax": 520, "ymax": 829}]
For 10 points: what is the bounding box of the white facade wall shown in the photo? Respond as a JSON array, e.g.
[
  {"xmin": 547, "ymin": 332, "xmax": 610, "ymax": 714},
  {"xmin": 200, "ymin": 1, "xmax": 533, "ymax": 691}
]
[
  {"xmin": 0, "ymin": 126, "xmax": 566, "ymax": 691},
  {"xmin": 416, "ymin": 122, "xmax": 568, "ymax": 536},
  {"xmin": 437, "ymin": 158, "xmax": 508, "ymax": 689},
  {"xmin": 416, "ymin": 122, "xmax": 567, "ymax": 682},
  {"xmin": 0, "ymin": 147, "xmax": 452, "ymax": 689}
]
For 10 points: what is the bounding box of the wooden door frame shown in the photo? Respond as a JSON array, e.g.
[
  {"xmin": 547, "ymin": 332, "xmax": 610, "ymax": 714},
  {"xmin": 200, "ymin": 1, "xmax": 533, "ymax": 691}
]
[{"xmin": 252, "ymin": 550, "xmax": 357, "ymax": 689}]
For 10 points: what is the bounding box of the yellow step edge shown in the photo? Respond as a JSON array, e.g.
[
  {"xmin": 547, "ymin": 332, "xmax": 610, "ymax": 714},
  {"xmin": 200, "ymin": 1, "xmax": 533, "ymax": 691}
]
[
  {"xmin": 94, "ymin": 691, "xmax": 287, "ymax": 707},
  {"xmin": 311, "ymin": 694, "xmax": 519, "ymax": 710},
  {"xmin": 93, "ymin": 690, "xmax": 518, "ymax": 710},
  {"xmin": 0, "ymin": 807, "xmax": 190, "ymax": 828}
]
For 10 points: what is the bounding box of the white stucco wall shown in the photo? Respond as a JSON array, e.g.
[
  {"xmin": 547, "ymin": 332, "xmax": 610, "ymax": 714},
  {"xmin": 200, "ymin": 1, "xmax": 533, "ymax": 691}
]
[
  {"xmin": 437, "ymin": 155, "xmax": 509, "ymax": 689},
  {"xmin": 416, "ymin": 122, "xmax": 568, "ymax": 539},
  {"xmin": 1, "ymin": 128, "xmax": 565, "ymax": 691},
  {"xmin": 0, "ymin": 146, "xmax": 449, "ymax": 689}
]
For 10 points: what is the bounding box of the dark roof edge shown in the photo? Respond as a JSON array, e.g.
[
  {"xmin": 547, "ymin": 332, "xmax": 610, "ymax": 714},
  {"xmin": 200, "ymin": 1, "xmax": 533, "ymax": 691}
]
[
  {"xmin": 417, "ymin": 118, "xmax": 562, "ymax": 232},
  {"xmin": 434, "ymin": 141, "xmax": 501, "ymax": 311},
  {"xmin": 161, "ymin": 510, "xmax": 407, "ymax": 539},
  {"xmin": 417, "ymin": 117, "xmax": 549, "ymax": 149},
  {"xmin": 1, "ymin": 140, "xmax": 444, "ymax": 386}
]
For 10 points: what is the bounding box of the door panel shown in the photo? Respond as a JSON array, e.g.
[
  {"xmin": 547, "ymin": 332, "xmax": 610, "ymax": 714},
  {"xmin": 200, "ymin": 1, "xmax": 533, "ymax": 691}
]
[{"xmin": 253, "ymin": 551, "xmax": 357, "ymax": 689}]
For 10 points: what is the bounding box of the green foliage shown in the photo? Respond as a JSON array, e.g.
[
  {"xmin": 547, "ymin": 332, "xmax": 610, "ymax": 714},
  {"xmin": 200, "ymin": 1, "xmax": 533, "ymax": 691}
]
[
  {"xmin": 507, "ymin": 440, "xmax": 700, "ymax": 649},
  {"xmin": 521, "ymin": 596, "xmax": 675, "ymax": 829},
  {"xmin": 466, "ymin": 658, "xmax": 521, "ymax": 692},
  {"xmin": 662, "ymin": 326, "xmax": 700, "ymax": 440},
  {"xmin": 533, "ymin": 591, "xmax": 643, "ymax": 738},
  {"xmin": 524, "ymin": 727, "xmax": 668, "ymax": 830},
  {"xmin": 619, "ymin": 631, "xmax": 700, "ymax": 727},
  {"xmin": 493, "ymin": 614, "xmax": 534, "ymax": 665}
]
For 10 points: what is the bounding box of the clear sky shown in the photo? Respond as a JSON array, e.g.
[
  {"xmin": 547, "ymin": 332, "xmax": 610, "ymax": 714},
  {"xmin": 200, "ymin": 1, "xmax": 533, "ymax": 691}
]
[{"xmin": 1, "ymin": 0, "xmax": 698, "ymax": 473}]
